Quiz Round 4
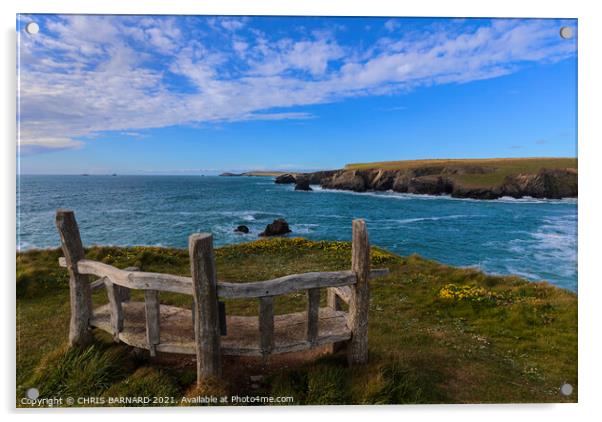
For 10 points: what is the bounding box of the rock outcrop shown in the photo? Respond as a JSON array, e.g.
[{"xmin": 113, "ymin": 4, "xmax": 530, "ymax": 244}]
[
  {"xmin": 259, "ymin": 219, "xmax": 292, "ymax": 237},
  {"xmin": 294, "ymin": 178, "xmax": 312, "ymax": 191},
  {"xmin": 322, "ymin": 170, "xmax": 369, "ymax": 192},
  {"xmin": 304, "ymin": 170, "xmax": 339, "ymax": 184},
  {"xmin": 500, "ymin": 168, "xmax": 577, "ymax": 199},
  {"xmin": 275, "ymin": 173, "xmax": 296, "ymax": 184},
  {"xmin": 408, "ymin": 175, "xmax": 454, "ymax": 195},
  {"xmin": 283, "ymin": 166, "xmax": 577, "ymax": 200}
]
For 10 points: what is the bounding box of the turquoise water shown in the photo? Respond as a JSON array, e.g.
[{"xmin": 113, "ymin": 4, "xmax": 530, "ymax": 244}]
[{"xmin": 17, "ymin": 175, "xmax": 577, "ymax": 291}]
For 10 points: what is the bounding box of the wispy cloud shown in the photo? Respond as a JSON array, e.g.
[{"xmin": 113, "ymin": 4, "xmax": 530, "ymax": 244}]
[
  {"xmin": 384, "ymin": 19, "xmax": 401, "ymax": 32},
  {"xmin": 120, "ymin": 131, "xmax": 148, "ymax": 138},
  {"xmin": 17, "ymin": 16, "xmax": 576, "ymax": 153},
  {"xmin": 378, "ymin": 105, "xmax": 407, "ymax": 112}
]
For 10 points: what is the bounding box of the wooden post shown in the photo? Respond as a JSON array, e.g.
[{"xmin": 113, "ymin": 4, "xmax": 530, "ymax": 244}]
[
  {"xmin": 259, "ymin": 296, "xmax": 274, "ymax": 356},
  {"xmin": 144, "ymin": 290, "xmax": 160, "ymax": 357},
  {"xmin": 348, "ymin": 219, "xmax": 370, "ymax": 365},
  {"xmin": 55, "ymin": 210, "xmax": 92, "ymax": 347},
  {"xmin": 327, "ymin": 288, "xmax": 345, "ymax": 354},
  {"xmin": 189, "ymin": 233, "xmax": 222, "ymax": 382},
  {"xmin": 307, "ymin": 288, "xmax": 320, "ymax": 345},
  {"xmin": 191, "ymin": 298, "xmax": 196, "ymax": 328},
  {"xmin": 105, "ymin": 280, "xmax": 123, "ymax": 342},
  {"xmin": 327, "ymin": 288, "xmax": 343, "ymax": 311}
]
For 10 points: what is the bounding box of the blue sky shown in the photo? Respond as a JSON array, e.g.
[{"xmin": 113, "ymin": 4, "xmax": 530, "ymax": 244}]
[{"xmin": 17, "ymin": 15, "xmax": 577, "ymax": 174}]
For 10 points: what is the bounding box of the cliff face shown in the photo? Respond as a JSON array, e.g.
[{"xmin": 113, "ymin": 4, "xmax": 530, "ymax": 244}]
[{"xmin": 277, "ymin": 167, "xmax": 577, "ymax": 200}]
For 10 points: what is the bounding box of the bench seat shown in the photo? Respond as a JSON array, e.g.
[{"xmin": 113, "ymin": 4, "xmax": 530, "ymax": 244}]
[{"xmin": 90, "ymin": 302, "xmax": 351, "ymax": 357}]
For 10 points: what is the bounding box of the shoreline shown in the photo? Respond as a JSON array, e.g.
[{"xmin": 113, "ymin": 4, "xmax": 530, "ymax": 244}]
[
  {"xmin": 220, "ymin": 157, "xmax": 578, "ymax": 200},
  {"xmin": 308, "ymin": 184, "xmax": 578, "ymax": 204}
]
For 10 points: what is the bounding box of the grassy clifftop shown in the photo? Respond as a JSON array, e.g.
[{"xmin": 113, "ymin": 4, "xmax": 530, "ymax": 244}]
[
  {"xmin": 345, "ymin": 157, "xmax": 577, "ymax": 189},
  {"xmin": 17, "ymin": 238, "xmax": 577, "ymax": 405}
]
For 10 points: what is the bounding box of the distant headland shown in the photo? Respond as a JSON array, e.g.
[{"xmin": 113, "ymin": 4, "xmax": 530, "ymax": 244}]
[
  {"xmin": 221, "ymin": 157, "xmax": 577, "ymax": 200},
  {"xmin": 219, "ymin": 171, "xmax": 288, "ymax": 177}
]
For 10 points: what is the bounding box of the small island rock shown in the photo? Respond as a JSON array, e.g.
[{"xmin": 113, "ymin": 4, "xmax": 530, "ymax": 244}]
[
  {"xmin": 259, "ymin": 218, "xmax": 292, "ymax": 237},
  {"xmin": 234, "ymin": 225, "xmax": 249, "ymax": 234}
]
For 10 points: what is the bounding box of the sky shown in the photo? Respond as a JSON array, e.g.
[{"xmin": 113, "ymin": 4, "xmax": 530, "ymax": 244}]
[{"xmin": 17, "ymin": 15, "xmax": 577, "ymax": 175}]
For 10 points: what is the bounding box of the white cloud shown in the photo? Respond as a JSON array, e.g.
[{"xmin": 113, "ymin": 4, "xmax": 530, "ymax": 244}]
[
  {"xmin": 232, "ymin": 39, "xmax": 248, "ymax": 57},
  {"xmin": 17, "ymin": 16, "xmax": 576, "ymax": 153},
  {"xmin": 220, "ymin": 18, "xmax": 247, "ymax": 31},
  {"xmin": 384, "ymin": 19, "xmax": 400, "ymax": 32}
]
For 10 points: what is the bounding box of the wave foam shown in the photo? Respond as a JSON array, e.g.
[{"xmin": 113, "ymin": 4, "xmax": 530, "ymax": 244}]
[
  {"xmin": 392, "ymin": 214, "xmax": 479, "ymax": 224},
  {"xmin": 311, "ymin": 186, "xmax": 577, "ymax": 204}
]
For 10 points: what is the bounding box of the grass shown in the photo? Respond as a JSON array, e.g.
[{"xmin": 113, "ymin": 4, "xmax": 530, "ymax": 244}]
[
  {"xmin": 16, "ymin": 238, "xmax": 577, "ymax": 405},
  {"xmin": 345, "ymin": 157, "xmax": 577, "ymax": 188},
  {"xmin": 25, "ymin": 344, "xmax": 131, "ymax": 399}
]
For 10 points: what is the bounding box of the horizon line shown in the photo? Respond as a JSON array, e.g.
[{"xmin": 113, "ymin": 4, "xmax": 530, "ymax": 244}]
[{"xmin": 17, "ymin": 155, "xmax": 578, "ymax": 177}]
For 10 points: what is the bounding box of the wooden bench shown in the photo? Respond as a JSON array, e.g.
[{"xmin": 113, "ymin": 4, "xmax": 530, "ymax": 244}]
[{"xmin": 55, "ymin": 210, "xmax": 388, "ymax": 385}]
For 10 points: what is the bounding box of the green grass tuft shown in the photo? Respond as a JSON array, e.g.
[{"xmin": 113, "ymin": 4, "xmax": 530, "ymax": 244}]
[
  {"xmin": 362, "ymin": 363, "xmax": 431, "ymax": 404},
  {"xmin": 102, "ymin": 367, "xmax": 181, "ymax": 406},
  {"xmin": 305, "ymin": 364, "xmax": 350, "ymax": 405},
  {"xmin": 24, "ymin": 344, "xmax": 131, "ymax": 403}
]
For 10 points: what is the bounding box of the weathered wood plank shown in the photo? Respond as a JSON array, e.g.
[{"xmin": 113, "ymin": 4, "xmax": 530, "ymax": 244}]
[
  {"xmin": 55, "ymin": 210, "xmax": 92, "ymax": 347},
  {"xmin": 144, "ymin": 290, "xmax": 160, "ymax": 357},
  {"xmin": 76, "ymin": 260, "xmax": 194, "ymax": 294},
  {"xmin": 332, "ymin": 271, "xmax": 387, "ymax": 307},
  {"xmin": 90, "ymin": 277, "xmax": 107, "ymax": 291},
  {"xmin": 218, "ymin": 271, "xmax": 356, "ymax": 299},
  {"xmin": 189, "ymin": 233, "xmax": 222, "ymax": 382},
  {"xmin": 259, "ymin": 296, "xmax": 274, "ymax": 355},
  {"xmin": 105, "ymin": 280, "xmax": 123, "ymax": 342},
  {"xmin": 90, "ymin": 303, "xmax": 351, "ymax": 357},
  {"xmin": 334, "ymin": 285, "xmax": 352, "ymax": 304},
  {"xmin": 74, "ymin": 260, "xmax": 349, "ymax": 296},
  {"xmin": 348, "ymin": 219, "xmax": 370, "ymax": 365},
  {"xmin": 60, "ymin": 257, "xmax": 387, "ymax": 298},
  {"xmin": 327, "ymin": 286, "xmax": 348, "ymax": 353},
  {"xmin": 117, "ymin": 285, "xmax": 131, "ymax": 303},
  {"xmin": 89, "ymin": 277, "xmax": 134, "ymax": 296},
  {"xmin": 307, "ymin": 288, "xmax": 320, "ymax": 344}
]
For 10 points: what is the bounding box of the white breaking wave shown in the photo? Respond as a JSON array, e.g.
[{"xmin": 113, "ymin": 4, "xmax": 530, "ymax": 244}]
[
  {"xmin": 391, "ymin": 214, "xmax": 480, "ymax": 224},
  {"xmin": 291, "ymin": 223, "xmax": 319, "ymax": 234},
  {"xmin": 310, "ymin": 185, "xmax": 577, "ymax": 204}
]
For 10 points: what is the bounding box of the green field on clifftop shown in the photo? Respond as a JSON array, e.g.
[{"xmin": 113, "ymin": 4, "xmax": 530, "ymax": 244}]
[
  {"xmin": 17, "ymin": 238, "xmax": 577, "ymax": 405},
  {"xmin": 345, "ymin": 157, "xmax": 577, "ymax": 188}
]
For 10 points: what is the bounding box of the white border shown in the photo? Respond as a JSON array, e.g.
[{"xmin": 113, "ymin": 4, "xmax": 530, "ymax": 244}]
[{"xmin": 2, "ymin": 1, "xmax": 601, "ymax": 421}]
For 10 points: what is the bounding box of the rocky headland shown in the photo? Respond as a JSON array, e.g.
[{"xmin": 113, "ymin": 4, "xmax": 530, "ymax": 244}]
[{"xmin": 273, "ymin": 164, "xmax": 577, "ymax": 200}]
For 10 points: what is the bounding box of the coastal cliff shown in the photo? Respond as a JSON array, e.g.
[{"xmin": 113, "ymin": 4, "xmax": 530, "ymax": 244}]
[{"xmin": 275, "ymin": 160, "xmax": 577, "ymax": 200}]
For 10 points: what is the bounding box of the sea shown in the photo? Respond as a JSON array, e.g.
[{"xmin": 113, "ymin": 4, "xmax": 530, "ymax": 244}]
[{"xmin": 17, "ymin": 175, "xmax": 578, "ymax": 292}]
